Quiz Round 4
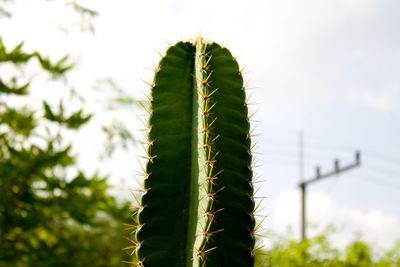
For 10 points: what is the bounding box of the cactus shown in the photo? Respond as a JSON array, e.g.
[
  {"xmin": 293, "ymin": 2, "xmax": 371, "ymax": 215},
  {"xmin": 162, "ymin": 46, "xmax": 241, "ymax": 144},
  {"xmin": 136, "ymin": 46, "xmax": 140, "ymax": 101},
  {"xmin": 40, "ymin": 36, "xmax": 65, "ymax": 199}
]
[{"xmin": 134, "ymin": 37, "xmax": 256, "ymax": 267}]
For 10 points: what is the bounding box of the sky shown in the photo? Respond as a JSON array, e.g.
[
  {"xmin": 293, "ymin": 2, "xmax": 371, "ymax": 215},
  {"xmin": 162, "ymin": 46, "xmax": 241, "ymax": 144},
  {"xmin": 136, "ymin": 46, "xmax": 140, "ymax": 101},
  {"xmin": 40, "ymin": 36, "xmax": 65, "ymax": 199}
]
[{"xmin": 2, "ymin": 0, "xmax": 400, "ymax": 250}]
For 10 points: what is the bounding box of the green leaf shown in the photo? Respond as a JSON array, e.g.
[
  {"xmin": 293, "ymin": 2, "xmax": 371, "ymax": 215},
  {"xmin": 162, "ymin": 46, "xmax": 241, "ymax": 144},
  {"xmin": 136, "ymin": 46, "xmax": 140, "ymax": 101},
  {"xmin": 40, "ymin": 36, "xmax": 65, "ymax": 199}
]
[
  {"xmin": 43, "ymin": 101, "xmax": 92, "ymax": 129},
  {"xmin": 0, "ymin": 106, "xmax": 36, "ymax": 136},
  {"xmin": 0, "ymin": 78, "xmax": 29, "ymax": 95},
  {"xmin": 0, "ymin": 38, "xmax": 34, "ymax": 63},
  {"xmin": 36, "ymin": 53, "xmax": 74, "ymax": 76}
]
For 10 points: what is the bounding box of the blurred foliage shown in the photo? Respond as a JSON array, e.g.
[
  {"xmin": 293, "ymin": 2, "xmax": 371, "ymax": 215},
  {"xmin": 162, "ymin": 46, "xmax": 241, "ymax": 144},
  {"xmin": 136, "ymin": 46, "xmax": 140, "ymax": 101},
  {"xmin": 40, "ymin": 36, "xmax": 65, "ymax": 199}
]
[
  {"xmin": 0, "ymin": 5, "xmax": 136, "ymax": 266},
  {"xmin": 255, "ymin": 228, "xmax": 400, "ymax": 267},
  {"xmin": 0, "ymin": 39, "xmax": 74, "ymax": 75},
  {"xmin": 1, "ymin": 0, "xmax": 137, "ymax": 157},
  {"xmin": 43, "ymin": 101, "xmax": 92, "ymax": 129}
]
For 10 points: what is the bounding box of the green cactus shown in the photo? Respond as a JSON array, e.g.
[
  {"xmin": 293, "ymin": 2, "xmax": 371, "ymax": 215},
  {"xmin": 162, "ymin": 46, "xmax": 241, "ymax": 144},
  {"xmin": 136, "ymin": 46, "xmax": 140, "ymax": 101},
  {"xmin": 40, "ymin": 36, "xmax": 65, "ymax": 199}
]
[{"xmin": 134, "ymin": 37, "xmax": 256, "ymax": 267}]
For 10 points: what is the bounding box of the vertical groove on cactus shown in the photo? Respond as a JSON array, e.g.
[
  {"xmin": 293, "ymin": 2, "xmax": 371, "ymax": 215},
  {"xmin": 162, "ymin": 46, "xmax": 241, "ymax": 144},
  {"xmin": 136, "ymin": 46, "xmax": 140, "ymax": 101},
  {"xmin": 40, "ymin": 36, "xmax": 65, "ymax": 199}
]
[
  {"xmin": 192, "ymin": 38, "xmax": 208, "ymax": 266},
  {"xmin": 135, "ymin": 38, "xmax": 256, "ymax": 267},
  {"xmin": 193, "ymin": 38, "xmax": 210, "ymax": 265}
]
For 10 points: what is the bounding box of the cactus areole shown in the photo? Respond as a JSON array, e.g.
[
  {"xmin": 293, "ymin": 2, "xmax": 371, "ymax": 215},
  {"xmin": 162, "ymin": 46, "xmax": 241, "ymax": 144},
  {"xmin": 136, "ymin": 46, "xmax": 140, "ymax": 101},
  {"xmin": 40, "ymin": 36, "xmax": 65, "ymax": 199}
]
[{"xmin": 135, "ymin": 37, "xmax": 256, "ymax": 267}]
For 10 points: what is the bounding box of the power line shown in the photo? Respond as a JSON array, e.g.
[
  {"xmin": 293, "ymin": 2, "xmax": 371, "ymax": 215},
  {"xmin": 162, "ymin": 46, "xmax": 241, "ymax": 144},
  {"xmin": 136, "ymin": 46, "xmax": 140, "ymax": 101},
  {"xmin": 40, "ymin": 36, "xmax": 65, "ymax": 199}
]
[
  {"xmin": 264, "ymin": 138, "xmax": 400, "ymax": 176},
  {"xmin": 264, "ymin": 150, "xmax": 400, "ymax": 179},
  {"xmin": 264, "ymin": 137, "xmax": 357, "ymax": 152},
  {"xmin": 263, "ymin": 153, "xmax": 338, "ymax": 163},
  {"xmin": 264, "ymin": 137, "xmax": 400, "ymax": 167},
  {"xmin": 350, "ymin": 174, "xmax": 400, "ymax": 191},
  {"xmin": 363, "ymin": 149, "xmax": 400, "ymax": 166},
  {"xmin": 362, "ymin": 164, "xmax": 400, "ymax": 180},
  {"xmin": 267, "ymin": 152, "xmax": 400, "ymax": 179},
  {"xmin": 265, "ymin": 146, "xmax": 346, "ymax": 158}
]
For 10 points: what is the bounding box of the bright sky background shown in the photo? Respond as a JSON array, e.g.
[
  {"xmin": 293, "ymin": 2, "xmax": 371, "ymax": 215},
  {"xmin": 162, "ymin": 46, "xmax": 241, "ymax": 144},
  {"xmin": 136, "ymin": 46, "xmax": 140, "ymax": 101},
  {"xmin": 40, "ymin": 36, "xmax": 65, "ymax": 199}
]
[{"xmin": 2, "ymin": 0, "xmax": 400, "ymax": 250}]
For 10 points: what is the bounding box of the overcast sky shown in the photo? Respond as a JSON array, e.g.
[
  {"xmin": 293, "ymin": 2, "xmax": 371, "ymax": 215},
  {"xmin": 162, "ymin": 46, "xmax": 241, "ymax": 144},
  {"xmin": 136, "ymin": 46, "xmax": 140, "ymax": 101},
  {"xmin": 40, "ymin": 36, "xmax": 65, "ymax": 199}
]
[{"xmin": 3, "ymin": 0, "xmax": 400, "ymax": 249}]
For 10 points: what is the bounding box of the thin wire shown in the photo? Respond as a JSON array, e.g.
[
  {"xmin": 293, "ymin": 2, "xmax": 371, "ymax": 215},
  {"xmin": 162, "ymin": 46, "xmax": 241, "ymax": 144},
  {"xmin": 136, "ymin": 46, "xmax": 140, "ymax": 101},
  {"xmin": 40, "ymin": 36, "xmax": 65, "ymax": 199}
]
[
  {"xmin": 264, "ymin": 153, "xmax": 329, "ymax": 163},
  {"xmin": 306, "ymin": 141, "xmax": 357, "ymax": 152},
  {"xmin": 264, "ymin": 144, "xmax": 350, "ymax": 157},
  {"xmin": 362, "ymin": 165, "xmax": 400, "ymax": 180},
  {"xmin": 264, "ymin": 140, "xmax": 400, "ymax": 169},
  {"xmin": 263, "ymin": 137, "xmax": 357, "ymax": 153},
  {"xmin": 350, "ymin": 174, "xmax": 400, "ymax": 191},
  {"xmin": 262, "ymin": 156, "xmax": 319, "ymax": 167},
  {"xmin": 363, "ymin": 149, "xmax": 400, "ymax": 168},
  {"xmin": 264, "ymin": 137, "xmax": 400, "ymax": 173}
]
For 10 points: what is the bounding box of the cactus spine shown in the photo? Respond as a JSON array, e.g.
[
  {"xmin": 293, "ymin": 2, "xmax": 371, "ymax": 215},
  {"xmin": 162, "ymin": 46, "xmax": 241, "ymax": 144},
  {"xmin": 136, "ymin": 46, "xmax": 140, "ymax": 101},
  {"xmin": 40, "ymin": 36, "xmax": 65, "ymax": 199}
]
[{"xmin": 135, "ymin": 37, "xmax": 256, "ymax": 267}]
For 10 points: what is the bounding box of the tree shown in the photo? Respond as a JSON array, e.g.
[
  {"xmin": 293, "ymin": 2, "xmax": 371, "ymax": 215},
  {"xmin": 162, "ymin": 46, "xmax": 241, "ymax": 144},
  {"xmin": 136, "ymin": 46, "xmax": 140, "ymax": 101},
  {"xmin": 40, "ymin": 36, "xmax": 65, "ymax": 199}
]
[{"xmin": 0, "ymin": 3, "xmax": 136, "ymax": 266}]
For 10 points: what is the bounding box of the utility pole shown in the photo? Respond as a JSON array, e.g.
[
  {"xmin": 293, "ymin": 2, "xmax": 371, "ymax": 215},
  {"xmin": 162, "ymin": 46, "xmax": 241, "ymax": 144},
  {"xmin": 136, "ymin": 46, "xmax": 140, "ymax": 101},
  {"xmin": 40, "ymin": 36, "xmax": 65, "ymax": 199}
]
[
  {"xmin": 298, "ymin": 132, "xmax": 305, "ymax": 240},
  {"xmin": 299, "ymin": 151, "xmax": 361, "ymax": 241}
]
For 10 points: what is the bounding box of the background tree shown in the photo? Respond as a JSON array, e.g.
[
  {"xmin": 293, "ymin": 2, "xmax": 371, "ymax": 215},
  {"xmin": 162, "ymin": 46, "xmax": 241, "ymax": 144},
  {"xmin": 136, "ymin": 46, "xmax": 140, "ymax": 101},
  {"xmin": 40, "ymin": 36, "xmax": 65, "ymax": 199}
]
[
  {"xmin": 0, "ymin": 35, "xmax": 135, "ymax": 267},
  {"xmin": 0, "ymin": 1, "xmax": 137, "ymax": 266}
]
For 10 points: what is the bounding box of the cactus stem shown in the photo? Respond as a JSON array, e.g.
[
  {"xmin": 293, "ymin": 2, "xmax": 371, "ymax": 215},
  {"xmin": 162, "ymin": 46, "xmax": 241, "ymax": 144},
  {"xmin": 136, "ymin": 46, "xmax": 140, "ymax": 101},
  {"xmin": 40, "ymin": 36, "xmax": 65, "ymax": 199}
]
[{"xmin": 136, "ymin": 39, "xmax": 256, "ymax": 266}]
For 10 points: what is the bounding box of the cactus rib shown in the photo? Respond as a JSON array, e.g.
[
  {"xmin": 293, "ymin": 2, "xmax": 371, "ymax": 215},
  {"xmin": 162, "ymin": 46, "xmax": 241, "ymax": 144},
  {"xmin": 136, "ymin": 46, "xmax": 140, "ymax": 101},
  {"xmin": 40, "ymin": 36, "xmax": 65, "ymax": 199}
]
[
  {"xmin": 136, "ymin": 42, "xmax": 198, "ymax": 266},
  {"xmin": 198, "ymin": 42, "xmax": 255, "ymax": 267}
]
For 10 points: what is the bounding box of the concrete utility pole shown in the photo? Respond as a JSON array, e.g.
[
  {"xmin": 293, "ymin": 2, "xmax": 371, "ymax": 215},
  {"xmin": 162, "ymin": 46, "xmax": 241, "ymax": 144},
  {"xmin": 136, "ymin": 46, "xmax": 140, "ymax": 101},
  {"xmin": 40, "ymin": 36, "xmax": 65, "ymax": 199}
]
[
  {"xmin": 298, "ymin": 132, "xmax": 305, "ymax": 240},
  {"xmin": 299, "ymin": 151, "xmax": 361, "ymax": 241}
]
